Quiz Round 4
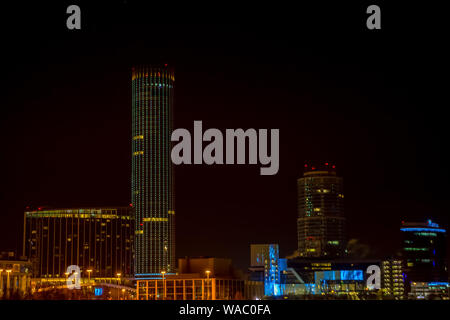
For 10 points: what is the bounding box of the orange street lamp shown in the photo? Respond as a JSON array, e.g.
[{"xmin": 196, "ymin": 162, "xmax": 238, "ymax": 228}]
[
  {"xmin": 87, "ymin": 269, "xmax": 93, "ymax": 284},
  {"xmin": 205, "ymin": 270, "xmax": 211, "ymax": 300},
  {"xmin": 0, "ymin": 269, "xmax": 3, "ymax": 297},
  {"xmin": 161, "ymin": 271, "xmax": 166, "ymax": 300},
  {"xmin": 6, "ymin": 270, "xmax": 12, "ymax": 293}
]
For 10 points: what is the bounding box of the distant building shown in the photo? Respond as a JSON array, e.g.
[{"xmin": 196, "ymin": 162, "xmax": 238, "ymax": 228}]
[
  {"xmin": 381, "ymin": 259, "xmax": 405, "ymax": 299},
  {"xmin": 23, "ymin": 207, "xmax": 134, "ymax": 279},
  {"xmin": 409, "ymin": 282, "xmax": 449, "ymax": 300},
  {"xmin": 279, "ymin": 258, "xmax": 374, "ymax": 296},
  {"xmin": 400, "ymin": 220, "xmax": 447, "ymax": 287},
  {"xmin": 249, "ymin": 246, "xmax": 265, "ymax": 282},
  {"xmin": 136, "ymin": 257, "xmax": 256, "ymax": 300},
  {"xmin": 248, "ymin": 244, "xmax": 282, "ymax": 296},
  {"xmin": 178, "ymin": 257, "xmax": 233, "ymax": 276},
  {"xmin": 260, "ymin": 251, "xmax": 405, "ymax": 299},
  {"xmin": 0, "ymin": 251, "xmax": 32, "ymax": 299},
  {"xmin": 297, "ymin": 162, "xmax": 346, "ymax": 258},
  {"xmin": 132, "ymin": 65, "xmax": 176, "ymax": 277}
]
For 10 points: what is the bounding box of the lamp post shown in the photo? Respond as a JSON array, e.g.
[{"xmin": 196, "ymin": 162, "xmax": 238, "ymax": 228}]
[
  {"xmin": 205, "ymin": 270, "xmax": 211, "ymax": 300},
  {"xmin": 0, "ymin": 269, "xmax": 3, "ymax": 298},
  {"xmin": 116, "ymin": 273, "xmax": 121, "ymax": 285},
  {"xmin": 6, "ymin": 270, "xmax": 12, "ymax": 298},
  {"xmin": 161, "ymin": 271, "xmax": 166, "ymax": 300},
  {"xmin": 87, "ymin": 269, "xmax": 92, "ymax": 286}
]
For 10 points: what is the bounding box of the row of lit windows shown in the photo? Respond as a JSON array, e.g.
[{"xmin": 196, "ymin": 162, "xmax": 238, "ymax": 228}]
[{"xmin": 26, "ymin": 213, "xmax": 130, "ymax": 219}]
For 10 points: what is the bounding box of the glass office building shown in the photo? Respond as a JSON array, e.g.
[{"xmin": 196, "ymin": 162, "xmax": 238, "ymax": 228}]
[
  {"xmin": 23, "ymin": 207, "xmax": 134, "ymax": 278},
  {"xmin": 132, "ymin": 65, "xmax": 175, "ymax": 276}
]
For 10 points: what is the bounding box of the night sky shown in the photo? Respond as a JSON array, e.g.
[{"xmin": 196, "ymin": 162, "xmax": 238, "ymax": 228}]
[{"xmin": 1, "ymin": 2, "xmax": 448, "ymax": 270}]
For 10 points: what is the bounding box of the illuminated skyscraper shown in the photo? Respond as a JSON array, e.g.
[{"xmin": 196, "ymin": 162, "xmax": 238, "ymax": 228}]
[
  {"xmin": 297, "ymin": 162, "xmax": 346, "ymax": 258},
  {"xmin": 132, "ymin": 65, "xmax": 175, "ymax": 277}
]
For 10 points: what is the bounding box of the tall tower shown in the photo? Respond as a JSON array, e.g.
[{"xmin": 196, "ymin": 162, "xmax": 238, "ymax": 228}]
[
  {"xmin": 132, "ymin": 65, "xmax": 175, "ymax": 277},
  {"xmin": 297, "ymin": 162, "xmax": 346, "ymax": 258}
]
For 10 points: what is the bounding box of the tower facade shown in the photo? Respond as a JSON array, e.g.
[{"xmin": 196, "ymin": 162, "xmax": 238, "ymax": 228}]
[
  {"xmin": 297, "ymin": 162, "xmax": 346, "ymax": 258},
  {"xmin": 132, "ymin": 65, "xmax": 175, "ymax": 276},
  {"xmin": 401, "ymin": 220, "xmax": 447, "ymax": 283}
]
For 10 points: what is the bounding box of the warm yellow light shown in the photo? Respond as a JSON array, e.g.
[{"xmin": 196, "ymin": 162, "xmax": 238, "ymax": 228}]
[
  {"xmin": 116, "ymin": 273, "xmax": 121, "ymax": 277},
  {"xmin": 87, "ymin": 269, "xmax": 93, "ymax": 273},
  {"xmin": 6, "ymin": 270, "xmax": 12, "ymax": 273},
  {"xmin": 122, "ymin": 289, "xmax": 125, "ymax": 292},
  {"xmin": 205, "ymin": 270, "xmax": 211, "ymax": 274},
  {"xmin": 161, "ymin": 271, "xmax": 166, "ymax": 275},
  {"xmin": 0, "ymin": 269, "xmax": 3, "ymax": 272}
]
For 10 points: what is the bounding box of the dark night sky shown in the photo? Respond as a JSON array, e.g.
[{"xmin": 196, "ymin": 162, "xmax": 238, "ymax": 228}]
[{"xmin": 1, "ymin": 2, "xmax": 448, "ymax": 271}]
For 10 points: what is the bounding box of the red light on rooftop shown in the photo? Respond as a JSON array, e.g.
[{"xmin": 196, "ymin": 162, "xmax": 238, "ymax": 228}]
[
  {"xmin": 325, "ymin": 162, "xmax": 329, "ymax": 166},
  {"xmin": 311, "ymin": 167, "xmax": 316, "ymax": 170},
  {"xmin": 164, "ymin": 64, "xmax": 168, "ymax": 67},
  {"xmin": 304, "ymin": 164, "xmax": 308, "ymax": 168},
  {"xmin": 129, "ymin": 203, "xmax": 133, "ymax": 207},
  {"xmin": 332, "ymin": 165, "xmax": 336, "ymax": 169},
  {"xmin": 140, "ymin": 223, "xmax": 143, "ymax": 226}
]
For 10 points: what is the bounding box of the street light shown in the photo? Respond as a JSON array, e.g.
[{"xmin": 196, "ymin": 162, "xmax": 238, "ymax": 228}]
[
  {"xmin": 6, "ymin": 270, "xmax": 12, "ymax": 297},
  {"xmin": 161, "ymin": 271, "xmax": 166, "ymax": 300},
  {"xmin": 87, "ymin": 269, "xmax": 92, "ymax": 285},
  {"xmin": 0, "ymin": 269, "xmax": 3, "ymax": 298},
  {"xmin": 205, "ymin": 270, "xmax": 211, "ymax": 300},
  {"xmin": 116, "ymin": 272, "xmax": 121, "ymax": 285}
]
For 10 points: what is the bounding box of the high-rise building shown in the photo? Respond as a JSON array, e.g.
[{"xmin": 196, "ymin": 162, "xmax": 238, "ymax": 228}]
[
  {"xmin": 132, "ymin": 65, "xmax": 175, "ymax": 277},
  {"xmin": 23, "ymin": 207, "xmax": 134, "ymax": 278},
  {"xmin": 297, "ymin": 162, "xmax": 346, "ymax": 258},
  {"xmin": 400, "ymin": 220, "xmax": 447, "ymax": 285}
]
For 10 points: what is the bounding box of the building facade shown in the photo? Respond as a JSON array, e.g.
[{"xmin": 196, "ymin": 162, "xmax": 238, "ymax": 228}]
[
  {"xmin": 409, "ymin": 282, "xmax": 449, "ymax": 299},
  {"xmin": 0, "ymin": 252, "xmax": 32, "ymax": 299},
  {"xmin": 381, "ymin": 259, "xmax": 405, "ymax": 299},
  {"xmin": 297, "ymin": 162, "xmax": 346, "ymax": 258},
  {"xmin": 400, "ymin": 220, "xmax": 447, "ymax": 286},
  {"xmin": 136, "ymin": 275, "xmax": 245, "ymax": 300},
  {"xmin": 132, "ymin": 65, "xmax": 175, "ymax": 277},
  {"xmin": 23, "ymin": 207, "xmax": 134, "ymax": 279},
  {"xmin": 136, "ymin": 257, "xmax": 252, "ymax": 300}
]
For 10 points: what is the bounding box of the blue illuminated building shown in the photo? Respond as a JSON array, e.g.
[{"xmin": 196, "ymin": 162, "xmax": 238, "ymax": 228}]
[{"xmin": 401, "ymin": 220, "xmax": 447, "ymax": 286}]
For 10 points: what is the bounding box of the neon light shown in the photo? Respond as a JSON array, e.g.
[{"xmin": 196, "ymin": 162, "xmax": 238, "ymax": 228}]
[
  {"xmin": 428, "ymin": 282, "xmax": 449, "ymax": 286},
  {"xmin": 427, "ymin": 220, "xmax": 439, "ymax": 228},
  {"xmin": 400, "ymin": 228, "xmax": 445, "ymax": 233},
  {"xmin": 340, "ymin": 270, "xmax": 364, "ymax": 281},
  {"xmin": 135, "ymin": 273, "xmax": 176, "ymax": 276}
]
